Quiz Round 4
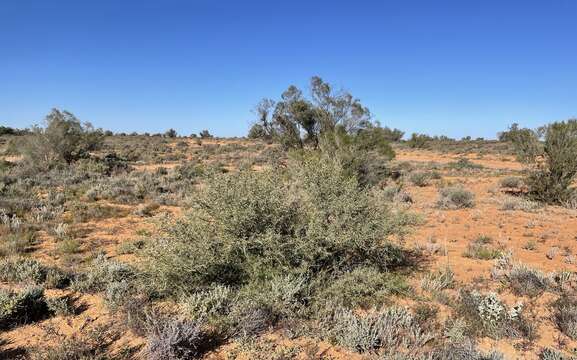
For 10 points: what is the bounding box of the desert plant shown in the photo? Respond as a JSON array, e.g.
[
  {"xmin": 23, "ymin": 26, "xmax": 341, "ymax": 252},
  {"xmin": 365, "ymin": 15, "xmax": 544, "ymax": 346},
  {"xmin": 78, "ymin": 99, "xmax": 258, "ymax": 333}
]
[
  {"xmin": 552, "ymin": 295, "xmax": 577, "ymax": 339},
  {"xmin": 18, "ymin": 109, "xmax": 103, "ymax": 170},
  {"xmin": 463, "ymin": 236, "xmax": 501, "ymax": 260},
  {"xmin": 409, "ymin": 171, "xmax": 431, "ymax": 187},
  {"xmin": 436, "ymin": 186, "xmax": 475, "ymax": 209},
  {"xmin": 145, "ymin": 317, "xmax": 215, "ymax": 360},
  {"xmin": 0, "ymin": 286, "xmax": 51, "ymax": 329},
  {"xmin": 456, "ymin": 289, "xmax": 532, "ymax": 339},
  {"xmin": 506, "ymin": 264, "xmax": 550, "ymax": 297},
  {"xmin": 507, "ymin": 119, "xmax": 577, "ymax": 204},
  {"xmin": 500, "ymin": 176, "xmax": 523, "ymax": 189},
  {"xmin": 321, "ymin": 306, "xmax": 432, "ymax": 355},
  {"xmin": 143, "ymin": 157, "xmax": 406, "ymax": 297}
]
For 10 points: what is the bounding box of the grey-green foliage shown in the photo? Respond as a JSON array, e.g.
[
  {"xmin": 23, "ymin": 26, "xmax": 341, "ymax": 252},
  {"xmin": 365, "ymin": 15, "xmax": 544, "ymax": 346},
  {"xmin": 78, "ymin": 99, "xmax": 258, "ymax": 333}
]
[
  {"xmin": 507, "ymin": 119, "xmax": 577, "ymax": 204},
  {"xmin": 18, "ymin": 108, "xmax": 104, "ymax": 170},
  {"xmin": 143, "ymin": 156, "xmax": 406, "ymax": 297},
  {"xmin": 539, "ymin": 348, "xmax": 577, "ymax": 360},
  {"xmin": 0, "ymin": 286, "xmax": 50, "ymax": 329},
  {"xmin": 321, "ymin": 306, "xmax": 432, "ymax": 355},
  {"xmin": 436, "ymin": 186, "xmax": 475, "ymax": 209},
  {"xmin": 72, "ymin": 254, "xmax": 136, "ymax": 293},
  {"xmin": 552, "ymin": 295, "xmax": 577, "ymax": 340},
  {"xmin": 0, "ymin": 257, "xmax": 70, "ymax": 288},
  {"xmin": 456, "ymin": 289, "xmax": 533, "ymax": 340}
]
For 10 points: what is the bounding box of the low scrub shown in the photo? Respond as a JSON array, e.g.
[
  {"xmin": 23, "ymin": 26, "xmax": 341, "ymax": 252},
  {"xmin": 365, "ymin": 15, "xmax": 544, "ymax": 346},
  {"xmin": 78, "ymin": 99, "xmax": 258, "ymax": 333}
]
[
  {"xmin": 0, "ymin": 287, "xmax": 51, "ymax": 329},
  {"xmin": 436, "ymin": 186, "xmax": 475, "ymax": 209},
  {"xmin": 455, "ymin": 289, "xmax": 535, "ymax": 340},
  {"xmin": 552, "ymin": 295, "xmax": 577, "ymax": 340}
]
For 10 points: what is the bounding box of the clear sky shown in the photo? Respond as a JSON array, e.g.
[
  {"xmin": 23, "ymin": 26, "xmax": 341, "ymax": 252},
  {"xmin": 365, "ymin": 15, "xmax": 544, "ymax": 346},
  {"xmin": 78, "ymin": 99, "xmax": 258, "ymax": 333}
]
[{"xmin": 1, "ymin": 0, "xmax": 575, "ymax": 138}]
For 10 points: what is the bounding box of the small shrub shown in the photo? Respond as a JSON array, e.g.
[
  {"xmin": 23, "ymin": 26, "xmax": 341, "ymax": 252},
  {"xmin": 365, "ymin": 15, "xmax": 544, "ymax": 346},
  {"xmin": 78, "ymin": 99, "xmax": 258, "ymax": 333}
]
[
  {"xmin": 500, "ymin": 196, "xmax": 541, "ymax": 212},
  {"xmin": 46, "ymin": 295, "xmax": 76, "ymax": 316},
  {"xmin": 463, "ymin": 236, "xmax": 501, "ymax": 260},
  {"xmin": 456, "ymin": 289, "xmax": 533, "ymax": 339},
  {"xmin": 409, "ymin": 172, "xmax": 431, "ymax": 187},
  {"xmin": 421, "ymin": 267, "xmax": 455, "ymax": 293},
  {"xmin": 552, "ymin": 295, "xmax": 577, "ymax": 339},
  {"xmin": 0, "ymin": 287, "xmax": 51, "ymax": 329},
  {"xmin": 506, "ymin": 264, "xmax": 550, "ymax": 297},
  {"xmin": 436, "ymin": 186, "xmax": 475, "ymax": 209},
  {"xmin": 29, "ymin": 324, "xmax": 132, "ymax": 360},
  {"xmin": 146, "ymin": 317, "xmax": 215, "ymax": 360},
  {"xmin": 321, "ymin": 306, "xmax": 432, "ymax": 355},
  {"xmin": 539, "ymin": 348, "xmax": 576, "ymax": 360},
  {"xmin": 447, "ymin": 158, "xmax": 483, "ymax": 171},
  {"xmin": 72, "ymin": 254, "xmax": 136, "ymax": 293},
  {"xmin": 500, "ymin": 176, "xmax": 523, "ymax": 189}
]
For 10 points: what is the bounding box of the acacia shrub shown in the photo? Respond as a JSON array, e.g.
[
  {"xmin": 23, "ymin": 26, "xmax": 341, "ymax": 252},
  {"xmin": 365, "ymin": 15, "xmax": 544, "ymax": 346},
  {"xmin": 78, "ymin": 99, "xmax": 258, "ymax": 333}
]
[
  {"xmin": 143, "ymin": 156, "xmax": 407, "ymax": 297},
  {"xmin": 18, "ymin": 109, "xmax": 103, "ymax": 170}
]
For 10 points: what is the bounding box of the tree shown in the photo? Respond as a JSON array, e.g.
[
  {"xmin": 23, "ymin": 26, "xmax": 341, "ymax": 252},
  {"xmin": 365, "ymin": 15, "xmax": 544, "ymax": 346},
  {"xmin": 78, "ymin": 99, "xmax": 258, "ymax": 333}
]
[
  {"xmin": 165, "ymin": 129, "xmax": 177, "ymax": 138},
  {"xmin": 19, "ymin": 109, "xmax": 103, "ymax": 169},
  {"xmin": 249, "ymin": 76, "xmax": 392, "ymax": 151},
  {"xmin": 508, "ymin": 119, "xmax": 577, "ymax": 204},
  {"xmin": 199, "ymin": 130, "xmax": 213, "ymax": 138}
]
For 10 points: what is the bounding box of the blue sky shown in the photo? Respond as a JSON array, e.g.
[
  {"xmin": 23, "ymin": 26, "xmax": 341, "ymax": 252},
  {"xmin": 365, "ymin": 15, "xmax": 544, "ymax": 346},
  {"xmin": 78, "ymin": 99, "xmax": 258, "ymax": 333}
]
[{"xmin": 1, "ymin": 0, "xmax": 575, "ymax": 138}]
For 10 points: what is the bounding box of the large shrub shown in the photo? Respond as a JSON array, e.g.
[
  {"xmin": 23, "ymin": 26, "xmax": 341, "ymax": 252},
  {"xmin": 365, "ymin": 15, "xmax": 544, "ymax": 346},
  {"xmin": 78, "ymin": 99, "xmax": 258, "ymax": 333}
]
[
  {"xmin": 18, "ymin": 109, "xmax": 103, "ymax": 170},
  {"xmin": 506, "ymin": 119, "xmax": 577, "ymax": 204},
  {"xmin": 143, "ymin": 156, "xmax": 406, "ymax": 298}
]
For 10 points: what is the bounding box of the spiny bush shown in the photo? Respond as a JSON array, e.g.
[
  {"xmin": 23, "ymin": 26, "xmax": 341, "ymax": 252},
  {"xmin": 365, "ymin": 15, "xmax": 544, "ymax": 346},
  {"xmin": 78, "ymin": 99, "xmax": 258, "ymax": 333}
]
[
  {"xmin": 507, "ymin": 119, "xmax": 577, "ymax": 204},
  {"xmin": 0, "ymin": 286, "xmax": 51, "ymax": 329},
  {"xmin": 552, "ymin": 295, "xmax": 577, "ymax": 340},
  {"xmin": 436, "ymin": 186, "xmax": 475, "ymax": 209}
]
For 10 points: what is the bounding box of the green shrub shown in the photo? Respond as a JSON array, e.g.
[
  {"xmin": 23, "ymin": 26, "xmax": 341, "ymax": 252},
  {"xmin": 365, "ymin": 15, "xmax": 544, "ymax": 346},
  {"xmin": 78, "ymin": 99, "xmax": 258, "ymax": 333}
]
[
  {"xmin": 143, "ymin": 157, "xmax": 406, "ymax": 297},
  {"xmin": 316, "ymin": 267, "xmax": 410, "ymax": 309},
  {"xmin": 507, "ymin": 119, "xmax": 577, "ymax": 204},
  {"xmin": 436, "ymin": 186, "xmax": 475, "ymax": 209},
  {"xmin": 409, "ymin": 172, "xmax": 431, "ymax": 187},
  {"xmin": 18, "ymin": 109, "xmax": 104, "ymax": 171},
  {"xmin": 72, "ymin": 254, "xmax": 136, "ymax": 293},
  {"xmin": 0, "ymin": 287, "xmax": 51, "ymax": 329},
  {"xmin": 463, "ymin": 236, "xmax": 501, "ymax": 260}
]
